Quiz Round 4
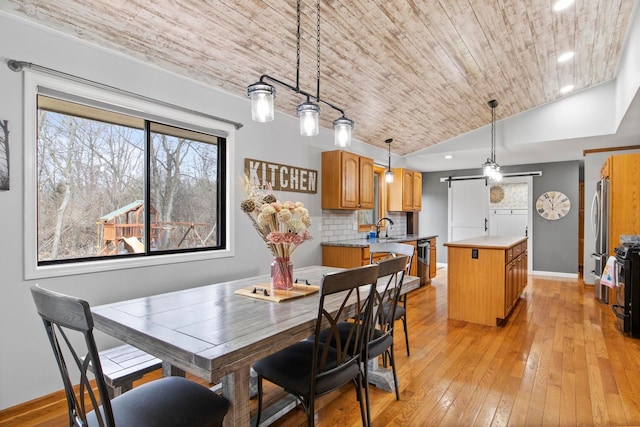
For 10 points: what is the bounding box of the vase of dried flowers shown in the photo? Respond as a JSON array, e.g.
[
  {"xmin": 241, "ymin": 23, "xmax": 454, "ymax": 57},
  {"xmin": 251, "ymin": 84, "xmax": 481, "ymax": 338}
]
[
  {"xmin": 271, "ymin": 256, "xmax": 294, "ymax": 290},
  {"xmin": 240, "ymin": 175, "xmax": 312, "ymax": 291}
]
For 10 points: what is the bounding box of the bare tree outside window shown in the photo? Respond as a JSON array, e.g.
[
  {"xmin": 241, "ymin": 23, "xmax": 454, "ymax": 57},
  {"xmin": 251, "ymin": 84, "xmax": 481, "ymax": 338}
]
[
  {"xmin": 36, "ymin": 96, "xmax": 224, "ymax": 264},
  {"xmin": 0, "ymin": 119, "xmax": 9, "ymax": 190}
]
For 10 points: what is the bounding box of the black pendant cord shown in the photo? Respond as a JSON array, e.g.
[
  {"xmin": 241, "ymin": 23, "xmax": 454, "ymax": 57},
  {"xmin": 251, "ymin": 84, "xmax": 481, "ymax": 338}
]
[
  {"xmin": 295, "ymin": 0, "xmax": 301, "ymax": 91},
  {"xmin": 491, "ymin": 103, "xmax": 496, "ymax": 162},
  {"xmin": 316, "ymin": 0, "xmax": 321, "ymax": 101}
]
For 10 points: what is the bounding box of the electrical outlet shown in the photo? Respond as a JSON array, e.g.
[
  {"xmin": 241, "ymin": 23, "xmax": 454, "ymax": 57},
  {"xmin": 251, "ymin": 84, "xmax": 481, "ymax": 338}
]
[{"xmin": 317, "ymin": 222, "xmax": 322, "ymax": 232}]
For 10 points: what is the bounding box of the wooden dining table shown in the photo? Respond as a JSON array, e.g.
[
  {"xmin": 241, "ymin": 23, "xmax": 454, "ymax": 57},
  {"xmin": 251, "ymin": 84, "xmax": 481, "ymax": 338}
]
[{"xmin": 91, "ymin": 265, "xmax": 420, "ymax": 427}]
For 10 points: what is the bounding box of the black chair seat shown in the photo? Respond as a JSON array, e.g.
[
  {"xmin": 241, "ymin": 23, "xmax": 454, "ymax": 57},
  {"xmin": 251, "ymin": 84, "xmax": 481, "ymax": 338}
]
[
  {"xmin": 314, "ymin": 323, "xmax": 392, "ymax": 361},
  {"xmin": 254, "ymin": 340, "xmax": 360, "ymax": 397},
  {"xmin": 87, "ymin": 376, "xmax": 228, "ymax": 427},
  {"xmin": 387, "ymin": 304, "xmax": 405, "ymax": 322},
  {"xmin": 368, "ymin": 330, "xmax": 393, "ymax": 360}
]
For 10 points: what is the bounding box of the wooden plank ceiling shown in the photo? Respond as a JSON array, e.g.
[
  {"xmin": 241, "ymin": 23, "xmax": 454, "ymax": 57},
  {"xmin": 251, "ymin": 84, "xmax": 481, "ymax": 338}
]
[{"xmin": 3, "ymin": 0, "xmax": 636, "ymax": 156}]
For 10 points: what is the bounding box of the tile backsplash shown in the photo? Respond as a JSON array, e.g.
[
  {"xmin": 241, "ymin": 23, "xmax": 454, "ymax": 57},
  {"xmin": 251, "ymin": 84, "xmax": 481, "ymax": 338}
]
[{"xmin": 321, "ymin": 210, "xmax": 407, "ymax": 242}]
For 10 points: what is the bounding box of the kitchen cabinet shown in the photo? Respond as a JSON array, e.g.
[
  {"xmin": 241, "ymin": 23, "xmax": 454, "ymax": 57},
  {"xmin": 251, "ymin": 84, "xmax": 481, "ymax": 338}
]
[
  {"xmin": 429, "ymin": 241, "xmax": 436, "ymax": 279},
  {"xmin": 505, "ymin": 242, "xmax": 527, "ymax": 316},
  {"xmin": 601, "ymin": 153, "xmax": 640, "ymax": 303},
  {"xmin": 321, "ymin": 150, "xmax": 374, "ymax": 210},
  {"xmin": 322, "ymin": 241, "xmax": 418, "ymax": 277},
  {"xmin": 445, "ymin": 236, "xmax": 527, "ymax": 326},
  {"xmin": 603, "ymin": 153, "xmax": 640, "ymax": 257},
  {"xmin": 387, "ymin": 168, "xmax": 422, "ymax": 212}
]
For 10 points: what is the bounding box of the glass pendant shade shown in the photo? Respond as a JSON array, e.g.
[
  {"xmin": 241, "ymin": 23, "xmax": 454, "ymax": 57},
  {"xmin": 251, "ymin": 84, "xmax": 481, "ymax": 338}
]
[
  {"xmin": 247, "ymin": 82, "xmax": 275, "ymax": 122},
  {"xmin": 333, "ymin": 116, "xmax": 354, "ymax": 147},
  {"xmin": 385, "ymin": 169, "xmax": 394, "ymax": 183},
  {"xmin": 483, "ymin": 160, "xmax": 502, "ymax": 182},
  {"xmin": 297, "ymin": 101, "xmax": 320, "ymax": 136}
]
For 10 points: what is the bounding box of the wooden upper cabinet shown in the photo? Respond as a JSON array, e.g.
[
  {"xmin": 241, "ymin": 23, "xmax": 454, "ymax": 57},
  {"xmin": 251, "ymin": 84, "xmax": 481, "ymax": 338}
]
[
  {"xmin": 387, "ymin": 168, "xmax": 422, "ymax": 212},
  {"xmin": 607, "ymin": 153, "xmax": 640, "ymax": 257},
  {"xmin": 600, "ymin": 157, "xmax": 610, "ymax": 179},
  {"xmin": 412, "ymin": 170, "xmax": 422, "ymax": 210},
  {"xmin": 358, "ymin": 156, "xmax": 375, "ymax": 209},
  {"xmin": 322, "ymin": 150, "xmax": 374, "ymax": 210}
]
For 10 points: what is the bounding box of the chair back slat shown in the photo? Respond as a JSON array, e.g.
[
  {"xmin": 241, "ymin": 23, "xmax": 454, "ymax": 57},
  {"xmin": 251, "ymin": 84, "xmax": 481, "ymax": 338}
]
[
  {"xmin": 312, "ymin": 264, "xmax": 378, "ymax": 386},
  {"xmin": 31, "ymin": 285, "xmax": 115, "ymax": 427},
  {"xmin": 370, "ymin": 256, "xmax": 408, "ymax": 339}
]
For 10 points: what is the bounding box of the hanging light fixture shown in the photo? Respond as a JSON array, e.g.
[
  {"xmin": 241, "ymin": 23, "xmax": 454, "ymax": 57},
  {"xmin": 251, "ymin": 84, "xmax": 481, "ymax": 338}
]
[
  {"xmin": 482, "ymin": 99, "xmax": 502, "ymax": 182},
  {"xmin": 247, "ymin": 0, "xmax": 354, "ymax": 146},
  {"xmin": 385, "ymin": 138, "xmax": 394, "ymax": 183}
]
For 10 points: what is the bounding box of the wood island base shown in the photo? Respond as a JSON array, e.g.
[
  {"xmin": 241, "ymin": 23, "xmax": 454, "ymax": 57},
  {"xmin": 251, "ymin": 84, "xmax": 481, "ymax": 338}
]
[{"xmin": 445, "ymin": 236, "xmax": 528, "ymax": 326}]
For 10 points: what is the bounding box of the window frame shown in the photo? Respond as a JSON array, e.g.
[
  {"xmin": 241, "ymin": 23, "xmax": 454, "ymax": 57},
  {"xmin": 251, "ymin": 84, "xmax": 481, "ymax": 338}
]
[
  {"xmin": 23, "ymin": 71, "xmax": 235, "ymax": 280},
  {"xmin": 358, "ymin": 164, "xmax": 389, "ymax": 232}
]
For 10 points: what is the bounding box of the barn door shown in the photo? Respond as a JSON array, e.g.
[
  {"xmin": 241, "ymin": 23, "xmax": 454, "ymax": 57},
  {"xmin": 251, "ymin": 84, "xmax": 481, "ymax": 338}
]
[{"xmin": 447, "ymin": 179, "xmax": 489, "ymax": 241}]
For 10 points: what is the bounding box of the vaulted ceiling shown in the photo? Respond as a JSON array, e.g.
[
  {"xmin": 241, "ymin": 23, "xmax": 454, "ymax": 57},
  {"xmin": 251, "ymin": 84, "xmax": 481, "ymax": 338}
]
[{"xmin": 2, "ymin": 0, "xmax": 637, "ymax": 159}]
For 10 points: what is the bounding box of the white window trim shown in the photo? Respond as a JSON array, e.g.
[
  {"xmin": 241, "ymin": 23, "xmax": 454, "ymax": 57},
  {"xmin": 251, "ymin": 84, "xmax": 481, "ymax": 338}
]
[{"xmin": 23, "ymin": 70, "xmax": 235, "ymax": 280}]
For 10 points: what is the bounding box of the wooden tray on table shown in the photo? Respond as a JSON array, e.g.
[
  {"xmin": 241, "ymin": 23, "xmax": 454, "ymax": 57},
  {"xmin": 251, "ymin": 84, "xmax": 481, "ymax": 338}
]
[{"xmin": 234, "ymin": 282, "xmax": 320, "ymax": 302}]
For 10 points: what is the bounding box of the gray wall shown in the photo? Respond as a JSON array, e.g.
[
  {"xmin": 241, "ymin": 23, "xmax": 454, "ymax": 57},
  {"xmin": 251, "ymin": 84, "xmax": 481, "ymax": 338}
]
[{"xmin": 419, "ymin": 161, "xmax": 580, "ymax": 274}]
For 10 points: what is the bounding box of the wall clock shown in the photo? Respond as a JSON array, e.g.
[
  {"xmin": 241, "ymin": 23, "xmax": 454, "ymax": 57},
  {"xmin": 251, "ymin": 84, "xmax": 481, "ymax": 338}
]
[
  {"xmin": 489, "ymin": 185, "xmax": 505, "ymax": 203},
  {"xmin": 536, "ymin": 191, "xmax": 570, "ymax": 220}
]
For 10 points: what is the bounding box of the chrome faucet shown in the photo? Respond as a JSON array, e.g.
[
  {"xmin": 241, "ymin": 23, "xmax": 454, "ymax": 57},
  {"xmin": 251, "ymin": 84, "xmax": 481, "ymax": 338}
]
[{"xmin": 375, "ymin": 217, "xmax": 394, "ymax": 238}]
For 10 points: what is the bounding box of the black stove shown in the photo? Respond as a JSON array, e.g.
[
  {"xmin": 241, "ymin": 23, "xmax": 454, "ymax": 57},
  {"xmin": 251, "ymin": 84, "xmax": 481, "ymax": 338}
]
[
  {"xmin": 614, "ymin": 242, "xmax": 640, "ymax": 259},
  {"xmin": 612, "ymin": 242, "xmax": 640, "ymax": 338}
]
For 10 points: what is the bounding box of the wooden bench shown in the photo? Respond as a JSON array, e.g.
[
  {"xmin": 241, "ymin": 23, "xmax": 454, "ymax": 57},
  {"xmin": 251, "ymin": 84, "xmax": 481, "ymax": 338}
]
[{"xmin": 87, "ymin": 344, "xmax": 162, "ymax": 398}]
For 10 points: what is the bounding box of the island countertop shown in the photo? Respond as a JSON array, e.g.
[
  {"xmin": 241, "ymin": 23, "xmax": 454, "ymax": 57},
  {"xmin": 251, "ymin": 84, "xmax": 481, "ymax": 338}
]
[
  {"xmin": 444, "ymin": 235, "xmax": 526, "ymax": 250},
  {"xmin": 321, "ymin": 234, "xmax": 438, "ymax": 248}
]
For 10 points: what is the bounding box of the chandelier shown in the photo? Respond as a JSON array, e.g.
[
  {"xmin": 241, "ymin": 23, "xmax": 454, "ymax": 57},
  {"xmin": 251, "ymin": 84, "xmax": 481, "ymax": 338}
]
[
  {"xmin": 247, "ymin": 0, "xmax": 354, "ymax": 147},
  {"xmin": 482, "ymin": 99, "xmax": 502, "ymax": 182}
]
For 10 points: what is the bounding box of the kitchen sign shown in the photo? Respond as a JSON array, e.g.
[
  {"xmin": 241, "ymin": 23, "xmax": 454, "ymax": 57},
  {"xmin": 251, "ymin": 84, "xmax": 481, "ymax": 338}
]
[{"xmin": 245, "ymin": 158, "xmax": 317, "ymax": 194}]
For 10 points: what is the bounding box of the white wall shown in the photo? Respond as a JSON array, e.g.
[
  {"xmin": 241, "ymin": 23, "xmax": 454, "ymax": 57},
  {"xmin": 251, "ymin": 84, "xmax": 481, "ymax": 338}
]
[{"xmin": 0, "ymin": 12, "xmax": 375, "ymax": 409}]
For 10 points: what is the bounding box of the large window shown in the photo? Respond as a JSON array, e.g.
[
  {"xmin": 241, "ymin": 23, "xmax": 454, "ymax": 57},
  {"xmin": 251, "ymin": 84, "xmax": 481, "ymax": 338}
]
[{"xmin": 24, "ymin": 72, "xmax": 234, "ymax": 278}]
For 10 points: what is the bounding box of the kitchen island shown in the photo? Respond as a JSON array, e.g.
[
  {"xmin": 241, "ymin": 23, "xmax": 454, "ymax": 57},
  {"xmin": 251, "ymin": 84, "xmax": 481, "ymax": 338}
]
[{"xmin": 444, "ymin": 236, "xmax": 527, "ymax": 326}]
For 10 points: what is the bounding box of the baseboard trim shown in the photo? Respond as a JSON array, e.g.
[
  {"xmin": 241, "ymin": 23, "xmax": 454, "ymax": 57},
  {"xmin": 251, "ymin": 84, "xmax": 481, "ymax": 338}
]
[{"xmin": 531, "ymin": 270, "xmax": 579, "ymax": 279}]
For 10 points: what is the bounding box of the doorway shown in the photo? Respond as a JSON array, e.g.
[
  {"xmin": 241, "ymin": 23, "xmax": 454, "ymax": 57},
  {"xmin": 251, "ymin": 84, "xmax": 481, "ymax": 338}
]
[{"xmin": 448, "ymin": 175, "xmax": 533, "ymax": 272}]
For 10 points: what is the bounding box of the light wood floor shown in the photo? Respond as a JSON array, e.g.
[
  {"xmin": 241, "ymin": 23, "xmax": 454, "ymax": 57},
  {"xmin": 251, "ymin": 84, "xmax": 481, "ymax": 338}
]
[{"xmin": 2, "ymin": 269, "xmax": 640, "ymax": 426}]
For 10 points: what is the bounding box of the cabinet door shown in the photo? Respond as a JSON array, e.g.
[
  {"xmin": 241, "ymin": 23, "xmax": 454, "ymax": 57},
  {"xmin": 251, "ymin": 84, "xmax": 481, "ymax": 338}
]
[
  {"xmin": 341, "ymin": 152, "xmax": 360, "ymax": 209},
  {"xmin": 412, "ymin": 171, "xmax": 422, "ymax": 211},
  {"xmin": 388, "ymin": 168, "xmax": 421, "ymax": 212},
  {"xmin": 608, "ymin": 153, "xmax": 640, "ymax": 257},
  {"xmin": 359, "ymin": 156, "xmax": 375, "ymax": 209},
  {"xmin": 429, "ymin": 241, "xmax": 437, "ymax": 278},
  {"xmin": 402, "ymin": 169, "xmax": 413, "ymax": 211},
  {"xmin": 505, "ymin": 261, "xmax": 515, "ymax": 315}
]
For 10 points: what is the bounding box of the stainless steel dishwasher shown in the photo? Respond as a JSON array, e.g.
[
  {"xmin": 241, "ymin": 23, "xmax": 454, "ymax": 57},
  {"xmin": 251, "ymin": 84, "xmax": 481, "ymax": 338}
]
[{"xmin": 417, "ymin": 239, "xmax": 431, "ymax": 285}]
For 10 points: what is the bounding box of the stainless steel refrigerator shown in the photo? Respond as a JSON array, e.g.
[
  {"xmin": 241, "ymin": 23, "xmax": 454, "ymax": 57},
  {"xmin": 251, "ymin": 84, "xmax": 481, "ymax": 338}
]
[{"xmin": 591, "ymin": 178, "xmax": 609, "ymax": 303}]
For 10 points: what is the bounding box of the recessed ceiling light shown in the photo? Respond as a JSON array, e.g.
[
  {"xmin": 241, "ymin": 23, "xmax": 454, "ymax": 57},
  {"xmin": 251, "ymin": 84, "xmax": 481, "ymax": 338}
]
[
  {"xmin": 445, "ymin": 155, "xmax": 453, "ymax": 159},
  {"xmin": 560, "ymin": 84, "xmax": 574, "ymax": 94},
  {"xmin": 558, "ymin": 51, "xmax": 574, "ymax": 62},
  {"xmin": 553, "ymin": 0, "xmax": 574, "ymax": 12}
]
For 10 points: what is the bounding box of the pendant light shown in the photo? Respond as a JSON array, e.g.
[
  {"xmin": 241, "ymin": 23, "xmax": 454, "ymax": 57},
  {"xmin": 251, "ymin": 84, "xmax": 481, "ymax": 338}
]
[
  {"xmin": 482, "ymin": 99, "xmax": 502, "ymax": 182},
  {"xmin": 247, "ymin": 0, "xmax": 354, "ymax": 146},
  {"xmin": 385, "ymin": 138, "xmax": 394, "ymax": 183}
]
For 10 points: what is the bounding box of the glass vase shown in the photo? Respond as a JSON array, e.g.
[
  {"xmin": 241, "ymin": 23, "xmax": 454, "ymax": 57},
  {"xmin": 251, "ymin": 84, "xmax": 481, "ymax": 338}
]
[{"xmin": 271, "ymin": 257, "xmax": 294, "ymax": 290}]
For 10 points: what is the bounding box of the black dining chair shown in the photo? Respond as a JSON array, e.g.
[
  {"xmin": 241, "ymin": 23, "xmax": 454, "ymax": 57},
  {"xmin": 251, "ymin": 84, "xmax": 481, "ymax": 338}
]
[
  {"xmin": 369, "ymin": 242, "xmax": 414, "ymax": 356},
  {"xmin": 316, "ymin": 255, "xmax": 408, "ymax": 425},
  {"xmin": 30, "ymin": 284, "xmax": 229, "ymax": 427},
  {"xmin": 253, "ymin": 263, "xmax": 379, "ymax": 427}
]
